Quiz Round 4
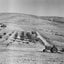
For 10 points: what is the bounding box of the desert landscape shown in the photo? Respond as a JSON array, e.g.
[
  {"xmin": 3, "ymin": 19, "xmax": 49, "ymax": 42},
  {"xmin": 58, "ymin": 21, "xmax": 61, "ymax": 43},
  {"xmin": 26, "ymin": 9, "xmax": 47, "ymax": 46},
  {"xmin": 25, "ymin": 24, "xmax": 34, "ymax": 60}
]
[{"xmin": 0, "ymin": 13, "xmax": 64, "ymax": 64}]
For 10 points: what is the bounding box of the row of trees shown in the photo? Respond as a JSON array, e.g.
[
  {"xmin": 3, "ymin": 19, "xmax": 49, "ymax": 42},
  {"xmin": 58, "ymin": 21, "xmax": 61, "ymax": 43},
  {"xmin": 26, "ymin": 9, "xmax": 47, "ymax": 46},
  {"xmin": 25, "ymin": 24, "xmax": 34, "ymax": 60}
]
[{"xmin": 14, "ymin": 31, "xmax": 39, "ymax": 43}]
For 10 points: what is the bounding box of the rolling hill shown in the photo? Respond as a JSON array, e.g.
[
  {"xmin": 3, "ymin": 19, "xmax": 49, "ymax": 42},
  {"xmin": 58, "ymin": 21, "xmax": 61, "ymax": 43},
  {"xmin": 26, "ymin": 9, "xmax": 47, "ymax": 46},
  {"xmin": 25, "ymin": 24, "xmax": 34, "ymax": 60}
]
[{"xmin": 0, "ymin": 13, "xmax": 64, "ymax": 48}]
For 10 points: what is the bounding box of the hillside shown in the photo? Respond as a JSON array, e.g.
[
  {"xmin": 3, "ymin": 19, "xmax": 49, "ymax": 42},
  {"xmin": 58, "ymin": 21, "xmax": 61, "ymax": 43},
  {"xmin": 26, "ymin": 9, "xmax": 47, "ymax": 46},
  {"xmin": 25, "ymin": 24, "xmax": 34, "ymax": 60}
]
[
  {"xmin": 0, "ymin": 13, "xmax": 64, "ymax": 48},
  {"xmin": 0, "ymin": 13, "xmax": 64, "ymax": 64}
]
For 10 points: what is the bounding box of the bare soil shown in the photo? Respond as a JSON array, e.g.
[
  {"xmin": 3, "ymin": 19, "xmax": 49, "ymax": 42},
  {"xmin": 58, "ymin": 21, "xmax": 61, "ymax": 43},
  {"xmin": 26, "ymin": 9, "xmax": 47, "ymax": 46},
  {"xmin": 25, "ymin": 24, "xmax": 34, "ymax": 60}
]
[{"xmin": 0, "ymin": 48, "xmax": 64, "ymax": 64}]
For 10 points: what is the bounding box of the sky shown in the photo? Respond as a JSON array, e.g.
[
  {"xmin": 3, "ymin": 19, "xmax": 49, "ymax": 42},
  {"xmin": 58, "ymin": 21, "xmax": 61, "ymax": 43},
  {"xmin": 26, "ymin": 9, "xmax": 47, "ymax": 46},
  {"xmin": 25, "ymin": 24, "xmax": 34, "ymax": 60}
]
[{"xmin": 0, "ymin": 0, "xmax": 64, "ymax": 16}]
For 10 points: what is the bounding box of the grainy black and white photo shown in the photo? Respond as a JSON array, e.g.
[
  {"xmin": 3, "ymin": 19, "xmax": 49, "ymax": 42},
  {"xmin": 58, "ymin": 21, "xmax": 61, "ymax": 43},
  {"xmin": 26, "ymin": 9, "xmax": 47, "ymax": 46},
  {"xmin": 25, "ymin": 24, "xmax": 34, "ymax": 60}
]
[{"xmin": 0, "ymin": 0, "xmax": 64, "ymax": 64}]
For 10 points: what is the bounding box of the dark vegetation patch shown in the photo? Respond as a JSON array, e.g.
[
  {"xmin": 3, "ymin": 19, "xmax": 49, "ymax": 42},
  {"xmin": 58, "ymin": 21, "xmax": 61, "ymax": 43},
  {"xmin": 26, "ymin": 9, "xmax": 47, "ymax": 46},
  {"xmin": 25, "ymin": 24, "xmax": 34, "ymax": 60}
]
[{"xmin": 40, "ymin": 16, "xmax": 64, "ymax": 24}]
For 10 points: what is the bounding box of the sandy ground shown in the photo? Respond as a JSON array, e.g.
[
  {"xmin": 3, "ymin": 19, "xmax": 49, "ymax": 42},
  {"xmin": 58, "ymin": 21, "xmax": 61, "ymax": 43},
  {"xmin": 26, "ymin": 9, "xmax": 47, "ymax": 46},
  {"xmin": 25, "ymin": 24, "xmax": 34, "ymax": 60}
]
[
  {"xmin": 0, "ymin": 49, "xmax": 64, "ymax": 64},
  {"xmin": 0, "ymin": 43, "xmax": 64, "ymax": 64}
]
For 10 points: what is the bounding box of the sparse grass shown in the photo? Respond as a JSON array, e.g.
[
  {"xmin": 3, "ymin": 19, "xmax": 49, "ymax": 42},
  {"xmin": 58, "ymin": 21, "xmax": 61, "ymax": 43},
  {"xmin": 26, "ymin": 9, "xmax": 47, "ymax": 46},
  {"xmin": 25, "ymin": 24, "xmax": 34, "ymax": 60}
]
[
  {"xmin": 0, "ymin": 50, "xmax": 64, "ymax": 64},
  {"xmin": 0, "ymin": 13, "xmax": 64, "ymax": 64}
]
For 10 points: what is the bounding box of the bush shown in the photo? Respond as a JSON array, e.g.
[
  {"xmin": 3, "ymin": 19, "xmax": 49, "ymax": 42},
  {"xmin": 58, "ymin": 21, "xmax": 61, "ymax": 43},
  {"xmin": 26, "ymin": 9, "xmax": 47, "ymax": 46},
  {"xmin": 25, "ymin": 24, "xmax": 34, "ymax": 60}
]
[
  {"xmin": 20, "ymin": 31, "xmax": 25, "ymax": 40},
  {"xmin": 0, "ymin": 35, "xmax": 2, "ymax": 39},
  {"xmin": 14, "ymin": 32, "xmax": 18, "ymax": 39},
  {"xmin": 61, "ymin": 48, "xmax": 64, "ymax": 52},
  {"xmin": 26, "ymin": 32, "xmax": 31, "ymax": 39}
]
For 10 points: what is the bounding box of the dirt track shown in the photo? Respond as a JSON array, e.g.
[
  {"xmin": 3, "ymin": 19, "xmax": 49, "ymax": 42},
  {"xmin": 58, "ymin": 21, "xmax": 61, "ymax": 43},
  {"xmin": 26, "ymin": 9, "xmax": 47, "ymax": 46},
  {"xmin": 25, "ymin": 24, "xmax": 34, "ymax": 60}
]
[{"xmin": 0, "ymin": 49, "xmax": 64, "ymax": 64}]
